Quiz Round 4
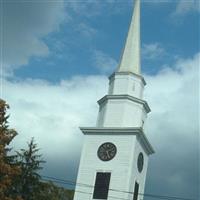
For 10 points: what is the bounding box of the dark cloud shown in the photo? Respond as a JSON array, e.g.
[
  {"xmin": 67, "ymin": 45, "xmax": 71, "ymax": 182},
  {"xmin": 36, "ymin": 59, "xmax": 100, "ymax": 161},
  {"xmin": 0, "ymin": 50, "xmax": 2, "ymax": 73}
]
[
  {"xmin": 5, "ymin": 53, "xmax": 199, "ymax": 199},
  {"xmin": 144, "ymin": 53, "xmax": 199, "ymax": 199},
  {"xmin": 1, "ymin": 0, "xmax": 65, "ymax": 75}
]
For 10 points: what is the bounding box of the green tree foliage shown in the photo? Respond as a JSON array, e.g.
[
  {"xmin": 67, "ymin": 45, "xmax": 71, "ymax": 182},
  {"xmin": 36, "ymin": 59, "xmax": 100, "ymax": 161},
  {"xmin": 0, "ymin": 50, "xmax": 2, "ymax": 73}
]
[
  {"xmin": 0, "ymin": 99, "xmax": 23, "ymax": 200},
  {"xmin": 16, "ymin": 139, "xmax": 74, "ymax": 200},
  {"xmin": 0, "ymin": 99, "xmax": 74, "ymax": 199},
  {"xmin": 16, "ymin": 138, "xmax": 45, "ymax": 200},
  {"xmin": 34, "ymin": 181, "xmax": 74, "ymax": 200},
  {"xmin": 15, "ymin": 139, "xmax": 75, "ymax": 200}
]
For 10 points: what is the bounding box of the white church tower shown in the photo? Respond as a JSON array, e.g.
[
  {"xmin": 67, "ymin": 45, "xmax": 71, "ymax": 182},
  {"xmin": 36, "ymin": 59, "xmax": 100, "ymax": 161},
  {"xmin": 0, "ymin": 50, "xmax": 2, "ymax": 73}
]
[{"xmin": 73, "ymin": 0, "xmax": 154, "ymax": 199}]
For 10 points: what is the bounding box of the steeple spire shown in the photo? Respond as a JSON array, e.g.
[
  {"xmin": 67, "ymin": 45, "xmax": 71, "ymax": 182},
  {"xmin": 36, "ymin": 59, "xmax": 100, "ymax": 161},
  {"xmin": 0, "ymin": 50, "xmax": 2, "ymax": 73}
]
[
  {"xmin": 117, "ymin": 0, "xmax": 141, "ymax": 74},
  {"xmin": 74, "ymin": 1, "xmax": 154, "ymax": 199}
]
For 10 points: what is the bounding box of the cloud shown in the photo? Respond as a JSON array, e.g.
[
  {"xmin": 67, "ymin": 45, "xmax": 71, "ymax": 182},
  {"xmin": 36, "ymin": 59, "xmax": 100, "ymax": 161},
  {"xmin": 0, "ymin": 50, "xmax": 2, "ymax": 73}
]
[
  {"xmin": 92, "ymin": 50, "xmax": 118, "ymax": 74},
  {"xmin": 75, "ymin": 23, "xmax": 97, "ymax": 38},
  {"xmin": 4, "ymin": 52, "xmax": 199, "ymax": 198},
  {"xmin": 4, "ymin": 75, "xmax": 108, "ymax": 179},
  {"xmin": 142, "ymin": 43, "xmax": 166, "ymax": 60},
  {"xmin": 172, "ymin": 0, "xmax": 200, "ymax": 17},
  {"xmin": 1, "ymin": 0, "xmax": 66, "ymax": 75},
  {"xmin": 65, "ymin": 0, "xmax": 102, "ymax": 17},
  {"xmin": 144, "ymin": 52, "xmax": 199, "ymax": 198},
  {"xmin": 1, "ymin": 0, "xmax": 123, "ymax": 78},
  {"xmin": 65, "ymin": 0, "xmax": 132, "ymax": 18}
]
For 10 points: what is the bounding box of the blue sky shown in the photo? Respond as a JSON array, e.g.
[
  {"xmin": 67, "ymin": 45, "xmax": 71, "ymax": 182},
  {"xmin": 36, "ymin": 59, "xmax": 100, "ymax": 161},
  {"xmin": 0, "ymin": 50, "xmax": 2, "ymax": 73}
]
[
  {"xmin": 1, "ymin": 0, "xmax": 199, "ymax": 200},
  {"xmin": 7, "ymin": 0, "xmax": 199, "ymax": 82}
]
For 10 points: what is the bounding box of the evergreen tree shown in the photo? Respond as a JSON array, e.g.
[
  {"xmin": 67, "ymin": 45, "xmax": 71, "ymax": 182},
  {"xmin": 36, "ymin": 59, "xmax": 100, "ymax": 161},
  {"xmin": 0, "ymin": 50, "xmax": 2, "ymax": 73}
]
[
  {"xmin": 0, "ymin": 99, "xmax": 74, "ymax": 200},
  {"xmin": 16, "ymin": 138, "xmax": 45, "ymax": 200},
  {"xmin": 0, "ymin": 99, "xmax": 22, "ymax": 200}
]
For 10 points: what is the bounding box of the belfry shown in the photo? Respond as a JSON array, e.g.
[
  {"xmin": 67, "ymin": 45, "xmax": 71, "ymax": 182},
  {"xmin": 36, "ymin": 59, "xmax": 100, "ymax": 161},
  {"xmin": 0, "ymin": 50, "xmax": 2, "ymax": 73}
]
[{"xmin": 73, "ymin": 0, "xmax": 154, "ymax": 199}]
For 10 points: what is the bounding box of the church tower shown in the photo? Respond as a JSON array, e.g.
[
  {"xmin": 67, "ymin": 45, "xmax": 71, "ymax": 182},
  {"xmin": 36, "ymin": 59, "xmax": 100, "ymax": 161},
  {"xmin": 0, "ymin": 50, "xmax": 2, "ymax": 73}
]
[{"xmin": 73, "ymin": 0, "xmax": 154, "ymax": 199}]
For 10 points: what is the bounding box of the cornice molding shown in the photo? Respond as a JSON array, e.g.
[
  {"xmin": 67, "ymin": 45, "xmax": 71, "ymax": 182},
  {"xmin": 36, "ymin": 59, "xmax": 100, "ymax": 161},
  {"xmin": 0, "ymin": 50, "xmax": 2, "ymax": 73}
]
[
  {"xmin": 97, "ymin": 94, "xmax": 151, "ymax": 113},
  {"xmin": 80, "ymin": 127, "xmax": 155, "ymax": 155},
  {"xmin": 109, "ymin": 72, "xmax": 146, "ymax": 86}
]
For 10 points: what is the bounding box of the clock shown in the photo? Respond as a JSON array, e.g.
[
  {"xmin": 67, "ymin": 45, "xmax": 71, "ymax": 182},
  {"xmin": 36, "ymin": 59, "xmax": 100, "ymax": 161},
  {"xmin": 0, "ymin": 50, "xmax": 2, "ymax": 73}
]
[
  {"xmin": 137, "ymin": 152, "xmax": 144, "ymax": 173},
  {"xmin": 97, "ymin": 142, "xmax": 117, "ymax": 161}
]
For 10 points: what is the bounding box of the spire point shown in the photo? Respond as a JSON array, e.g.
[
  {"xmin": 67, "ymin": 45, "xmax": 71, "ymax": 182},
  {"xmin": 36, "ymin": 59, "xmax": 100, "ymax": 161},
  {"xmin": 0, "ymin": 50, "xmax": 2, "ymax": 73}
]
[{"xmin": 117, "ymin": 0, "xmax": 141, "ymax": 75}]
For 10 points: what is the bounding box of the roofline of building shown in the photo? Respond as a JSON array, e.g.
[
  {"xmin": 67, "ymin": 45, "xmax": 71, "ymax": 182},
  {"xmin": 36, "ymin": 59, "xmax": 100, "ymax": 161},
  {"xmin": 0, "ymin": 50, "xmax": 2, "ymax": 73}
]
[
  {"xmin": 80, "ymin": 127, "xmax": 155, "ymax": 155},
  {"xmin": 97, "ymin": 94, "xmax": 151, "ymax": 113}
]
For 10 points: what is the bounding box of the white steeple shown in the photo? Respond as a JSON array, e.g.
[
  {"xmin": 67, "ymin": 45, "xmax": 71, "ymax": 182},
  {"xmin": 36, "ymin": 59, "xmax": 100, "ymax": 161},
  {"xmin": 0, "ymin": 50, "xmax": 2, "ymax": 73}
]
[
  {"xmin": 118, "ymin": 0, "xmax": 141, "ymax": 74},
  {"xmin": 73, "ymin": 1, "xmax": 154, "ymax": 200}
]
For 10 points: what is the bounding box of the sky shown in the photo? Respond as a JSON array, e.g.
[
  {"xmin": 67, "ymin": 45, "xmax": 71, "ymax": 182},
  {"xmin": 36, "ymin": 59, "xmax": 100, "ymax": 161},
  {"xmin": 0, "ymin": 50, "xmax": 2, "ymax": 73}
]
[{"xmin": 0, "ymin": 0, "xmax": 199, "ymax": 199}]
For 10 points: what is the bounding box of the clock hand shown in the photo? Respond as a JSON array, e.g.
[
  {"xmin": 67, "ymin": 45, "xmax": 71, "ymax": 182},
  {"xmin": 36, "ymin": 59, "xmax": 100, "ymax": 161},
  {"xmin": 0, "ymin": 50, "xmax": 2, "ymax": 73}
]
[{"xmin": 106, "ymin": 151, "xmax": 110, "ymax": 158}]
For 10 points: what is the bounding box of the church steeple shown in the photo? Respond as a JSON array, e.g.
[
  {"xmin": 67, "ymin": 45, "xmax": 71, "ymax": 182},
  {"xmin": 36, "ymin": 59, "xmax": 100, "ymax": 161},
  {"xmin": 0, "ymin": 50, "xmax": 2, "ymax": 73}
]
[
  {"xmin": 118, "ymin": 0, "xmax": 141, "ymax": 74},
  {"xmin": 73, "ymin": 1, "xmax": 154, "ymax": 200}
]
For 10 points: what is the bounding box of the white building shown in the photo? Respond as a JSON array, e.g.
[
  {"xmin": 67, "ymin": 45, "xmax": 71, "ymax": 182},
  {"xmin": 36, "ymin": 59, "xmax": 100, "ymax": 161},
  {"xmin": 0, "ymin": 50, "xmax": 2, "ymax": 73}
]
[{"xmin": 73, "ymin": 0, "xmax": 154, "ymax": 199}]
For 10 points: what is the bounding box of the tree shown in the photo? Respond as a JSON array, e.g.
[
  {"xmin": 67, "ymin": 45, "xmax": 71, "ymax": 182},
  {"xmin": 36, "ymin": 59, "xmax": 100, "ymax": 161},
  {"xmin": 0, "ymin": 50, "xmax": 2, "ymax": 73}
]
[
  {"xmin": 16, "ymin": 138, "xmax": 45, "ymax": 200},
  {"xmin": 0, "ymin": 99, "xmax": 22, "ymax": 200},
  {"xmin": 0, "ymin": 99, "xmax": 74, "ymax": 199},
  {"xmin": 33, "ymin": 181, "xmax": 74, "ymax": 200},
  {"xmin": 16, "ymin": 139, "xmax": 75, "ymax": 200}
]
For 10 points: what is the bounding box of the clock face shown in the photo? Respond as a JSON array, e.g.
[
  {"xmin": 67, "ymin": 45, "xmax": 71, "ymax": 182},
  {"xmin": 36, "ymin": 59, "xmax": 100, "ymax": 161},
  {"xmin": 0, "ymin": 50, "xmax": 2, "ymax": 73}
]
[
  {"xmin": 137, "ymin": 152, "xmax": 144, "ymax": 173},
  {"xmin": 97, "ymin": 142, "xmax": 117, "ymax": 161}
]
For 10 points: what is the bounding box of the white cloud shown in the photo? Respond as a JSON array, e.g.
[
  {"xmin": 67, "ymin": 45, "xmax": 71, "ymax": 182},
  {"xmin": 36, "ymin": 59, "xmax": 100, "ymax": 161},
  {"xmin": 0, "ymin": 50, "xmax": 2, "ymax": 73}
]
[
  {"xmin": 142, "ymin": 43, "xmax": 166, "ymax": 60},
  {"xmin": 65, "ymin": 0, "xmax": 102, "ymax": 17},
  {"xmin": 93, "ymin": 50, "xmax": 118, "ymax": 74},
  {"xmin": 144, "ymin": 52, "xmax": 199, "ymax": 197},
  {"xmin": 172, "ymin": 0, "xmax": 200, "ymax": 17},
  {"xmin": 3, "ymin": 52, "xmax": 199, "ymax": 197},
  {"xmin": 1, "ymin": 1, "xmax": 66, "ymax": 75},
  {"xmin": 75, "ymin": 23, "xmax": 97, "ymax": 38},
  {"xmin": 65, "ymin": 0, "xmax": 132, "ymax": 17},
  {"xmin": 1, "ymin": 0, "xmax": 120, "ymax": 78},
  {"xmin": 4, "ymin": 75, "xmax": 108, "ymax": 172},
  {"xmin": 145, "ymin": 52, "xmax": 199, "ymax": 145}
]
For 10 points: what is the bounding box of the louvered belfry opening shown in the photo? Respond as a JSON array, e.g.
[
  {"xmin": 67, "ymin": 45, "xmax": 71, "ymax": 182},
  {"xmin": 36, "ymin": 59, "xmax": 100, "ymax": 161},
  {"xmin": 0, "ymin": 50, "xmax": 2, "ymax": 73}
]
[
  {"xmin": 93, "ymin": 172, "xmax": 111, "ymax": 199},
  {"xmin": 133, "ymin": 181, "xmax": 139, "ymax": 200}
]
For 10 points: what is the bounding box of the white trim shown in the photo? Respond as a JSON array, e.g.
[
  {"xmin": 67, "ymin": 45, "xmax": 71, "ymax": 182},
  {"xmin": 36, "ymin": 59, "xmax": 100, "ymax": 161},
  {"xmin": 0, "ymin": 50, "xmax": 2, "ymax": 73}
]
[
  {"xmin": 97, "ymin": 95, "xmax": 151, "ymax": 113},
  {"xmin": 109, "ymin": 72, "xmax": 146, "ymax": 86},
  {"xmin": 80, "ymin": 127, "xmax": 155, "ymax": 155}
]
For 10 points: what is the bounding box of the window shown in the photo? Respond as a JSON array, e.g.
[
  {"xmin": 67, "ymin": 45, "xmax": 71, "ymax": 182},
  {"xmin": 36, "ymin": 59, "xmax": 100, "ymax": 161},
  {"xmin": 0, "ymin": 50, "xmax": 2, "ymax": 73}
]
[
  {"xmin": 93, "ymin": 172, "xmax": 111, "ymax": 199},
  {"xmin": 133, "ymin": 182, "xmax": 139, "ymax": 200}
]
